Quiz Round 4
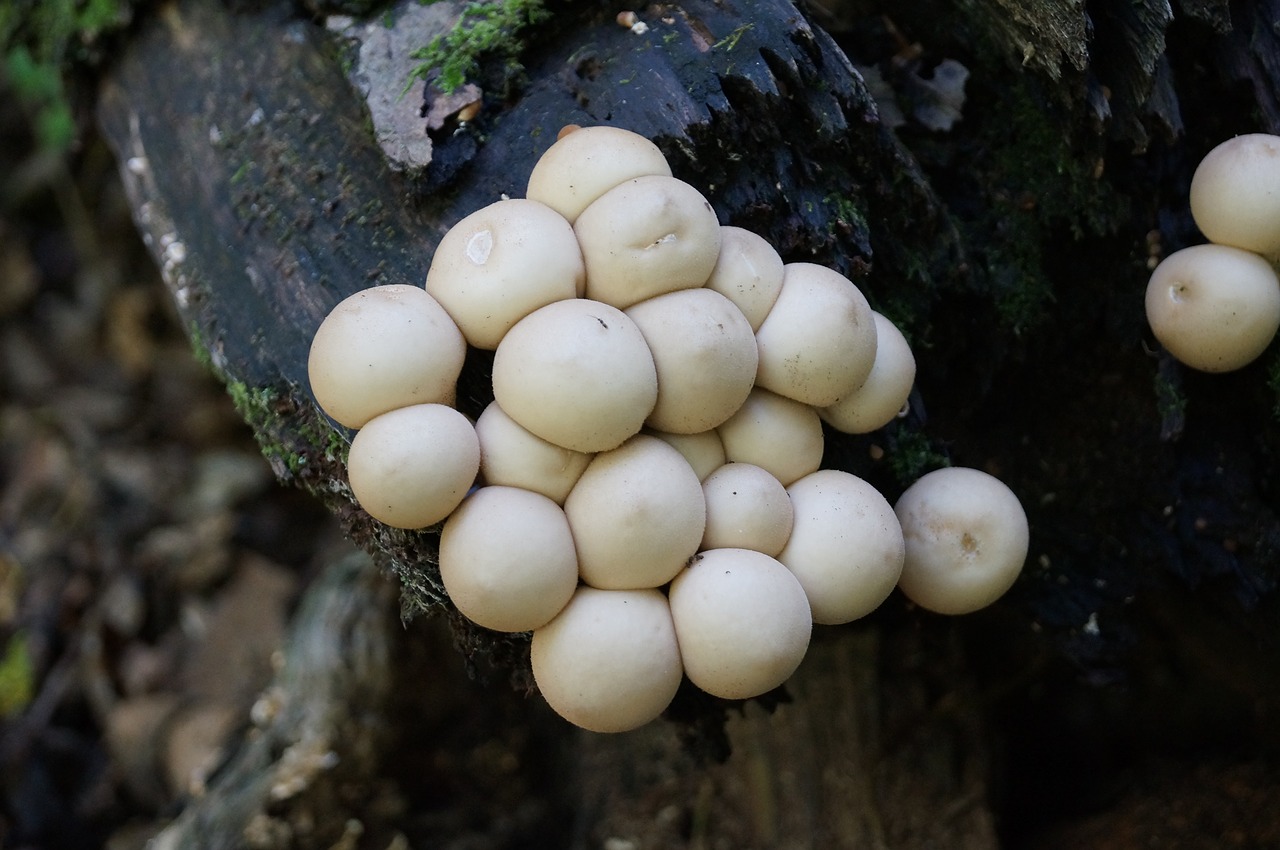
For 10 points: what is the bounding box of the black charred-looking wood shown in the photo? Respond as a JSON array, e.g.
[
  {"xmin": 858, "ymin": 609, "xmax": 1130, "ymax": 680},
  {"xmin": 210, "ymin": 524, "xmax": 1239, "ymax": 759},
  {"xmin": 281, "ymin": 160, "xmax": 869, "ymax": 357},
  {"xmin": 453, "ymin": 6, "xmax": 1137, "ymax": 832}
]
[
  {"xmin": 96, "ymin": 0, "xmax": 1280, "ymax": 842},
  {"xmin": 97, "ymin": 0, "xmax": 963, "ymax": 626}
]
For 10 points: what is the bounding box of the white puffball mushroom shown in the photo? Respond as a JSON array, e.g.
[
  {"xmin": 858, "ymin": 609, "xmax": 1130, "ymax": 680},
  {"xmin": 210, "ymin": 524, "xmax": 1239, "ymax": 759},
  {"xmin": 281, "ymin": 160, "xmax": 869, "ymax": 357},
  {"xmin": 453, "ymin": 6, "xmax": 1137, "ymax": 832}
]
[
  {"xmin": 1144, "ymin": 243, "xmax": 1280, "ymax": 372},
  {"xmin": 307, "ymin": 285, "xmax": 466, "ymax": 429},
  {"xmin": 492, "ymin": 299, "xmax": 658, "ymax": 452},
  {"xmin": 894, "ymin": 466, "xmax": 1029, "ymax": 615},
  {"xmin": 346, "ymin": 403, "xmax": 479, "ymax": 529},
  {"xmin": 754, "ymin": 263, "xmax": 878, "ymax": 407},
  {"xmin": 706, "ymin": 225, "xmax": 783, "ymax": 332},
  {"xmin": 575, "ymin": 175, "xmax": 723, "ymax": 309},
  {"xmin": 526, "ymin": 125, "xmax": 673, "ymax": 224},
  {"xmin": 439, "ymin": 486, "xmax": 579, "ymax": 633},
  {"xmin": 474, "ymin": 401, "xmax": 593, "ymax": 504},
  {"xmin": 717, "ymin": 387, "xmax": 824, "ymax": 487},
  {"xmin": 778, "ymin": 469, "xmax": 904, "ymax": 625},
  {"xmin": 820, "ymin": 312, "xmax": 917, "ymax": 434},
  {"xmin": 625, "ymin": 288, "xmax": 759, "ymax": 433},
  {"xmin": 701, "ymin": 463, "xmax": 794, "ymax": 557},
  {"xmin": 425, "ymin": 198, "xmax": 584, "ymax": 349},
  {"xmin": 668, "ymin": 548, "xmax": 812, "ymax": 700},
  {"xmin": 564, "ymin": 435, "xmax": 707, "ymax": 590},
  {"xmin": 646, "ymin": 428, "xmax": 726, "ymax": 481},
  {"xmin": 531, "ymin": 587, "xmax": 683, "ymax": 733},
  {"xmin": 703, "ymin": 226, "xmax": 785, "ymax": 331},
  {"xmin": 1189, "ymin": 133, "xmax": 1280, "ymax": 257}
]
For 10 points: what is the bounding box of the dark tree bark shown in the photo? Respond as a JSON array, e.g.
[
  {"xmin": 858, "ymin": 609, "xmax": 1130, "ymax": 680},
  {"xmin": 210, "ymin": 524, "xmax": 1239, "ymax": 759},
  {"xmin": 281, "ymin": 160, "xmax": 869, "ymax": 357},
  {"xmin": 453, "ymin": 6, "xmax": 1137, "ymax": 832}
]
[{"xmin": 96, "ymin": 0, "xmax": 1280, "ymax": 845}]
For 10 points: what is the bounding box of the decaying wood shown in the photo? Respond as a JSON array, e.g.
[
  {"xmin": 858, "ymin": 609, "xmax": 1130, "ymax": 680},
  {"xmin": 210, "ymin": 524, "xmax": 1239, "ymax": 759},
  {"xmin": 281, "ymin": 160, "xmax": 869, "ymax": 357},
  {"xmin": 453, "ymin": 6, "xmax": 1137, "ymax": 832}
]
[
  {"xmin": 148, "ymin": 548, "xmax": 399, "ymax": 850},
  {"xmin": 95, "ymin": 0, "xmax": 1280, "ymax": 844}
]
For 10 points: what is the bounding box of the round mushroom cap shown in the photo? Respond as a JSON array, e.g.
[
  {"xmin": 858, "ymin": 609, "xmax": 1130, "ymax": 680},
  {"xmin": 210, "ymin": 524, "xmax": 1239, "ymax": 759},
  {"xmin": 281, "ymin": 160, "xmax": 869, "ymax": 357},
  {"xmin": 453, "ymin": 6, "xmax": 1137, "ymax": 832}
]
[
  {"xmin": 625, "ymin": 288, "xmax": 759, "ymax": 433},
  {"xmin": 575, "ymin": 176, "xmax": 723, "ymax": 309},
  {"xmin": 645, "ymin": 428, "xmax": 726, "ymax": 481},
  {"xmin": 492, "ymin": 299, "xmax": 658, "ymax": 452},
  {"xmin": 701, "ymin": 463, "xmax": 795, "ymax": 557},
  {"xmin": 717, "ymin": 387, "xmax": 824, "ymax": 487},
  {"xmin": 346, "ymin": 404, "xmax": 479, "ymax": 529},
  {"xmin": 1144, "ymin": 243, "xmax": 1280, "ymax": 372},
  {"xmin": 703, "ymin": 226, "xmax": 785, "ymax": 331},
  {"xmin": 474, "ymin": 401, "xmax": 593, "ymax": 504},
  {"xmin": 1190, "ymin": 133, "xmax": 1280, "ymax": 256},
  {"xmin": 894, "ymin": 466, "xmax": 1029, "ymax": 615},
  {"xmin": 755, "ymin": 263, "xmax": 878, "ymax": 407},
  {"xmin": 526, "ymin": 125, "xmax": 673, "ymax": 223},
  {"xmin": 668, "ymin": 548, "xmax": 812, "ymax": 700},
  {"xmin": 440, "ymin": 486, "xmax": 579, "ymax": 632},
  {"xmin": 531, "ymin": 587, "xmax": 683, "ymax": 733},
  {"xmin": 425, "ymin": 198, "xmax": 584, "ymax": 350},
  {"xmin": 307, "ymin": 285, "xmax": 465, "ymax": 429},
  {"xmin": 820, "ymin": 312, "xmax": 917, "ymax": 434},
  {"xmin": 564, "ymin": 435, "xmax": 707, "ymax": 590},
  {"xmin": 778, "ymin": 469, "xmax": 905, "ymax": 625}
]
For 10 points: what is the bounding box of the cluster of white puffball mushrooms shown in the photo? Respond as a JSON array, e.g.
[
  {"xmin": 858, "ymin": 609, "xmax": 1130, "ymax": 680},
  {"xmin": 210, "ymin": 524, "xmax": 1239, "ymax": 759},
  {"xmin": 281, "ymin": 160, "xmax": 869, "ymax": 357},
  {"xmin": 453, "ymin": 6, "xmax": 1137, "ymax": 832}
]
[
  {"xmin": 1146, "ymin": 133, "xmax": 1280, "ymax": 372},
  {"xmin": 307, "ymin": 125, "xmax": 1030, "ymax": 733}
]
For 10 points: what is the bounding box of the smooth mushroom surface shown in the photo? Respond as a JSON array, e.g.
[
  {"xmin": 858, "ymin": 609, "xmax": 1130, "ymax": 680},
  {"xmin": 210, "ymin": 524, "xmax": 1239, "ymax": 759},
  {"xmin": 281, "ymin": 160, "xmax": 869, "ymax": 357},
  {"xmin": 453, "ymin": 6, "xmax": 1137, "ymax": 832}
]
[
  {"xmin": 1189, "ymin": 133, "xmax": 1280, "ymax": 257},
  {"xmin": 754, "ymin": 263, "xmax": 878, "ymax": 407},
  {"xmin": 703, "ymin": 225, "xmax": 785, "ymax": 331},
  {"xmin": 307, "ymin": 284, "xmax": 466, "ymax": 429},
  {"xmin": 424, "ymin": 198, "xmax": 584, "ymax": 350},
  {"xmin": 438, "ymin": 486, "xmax": 579, "ymax": 633},
  {"xmin": 716, "ymin": 387, "xmax": 825, "ymax": 487},
  {"xmin": 625, "ymin": 288, "xmax": 759, "ymax": 433},
  {"xmin": 701, "ymin": 462, "xmax": 795, "ymax": 557},
  {"xmin": 778, "ymin": 469, "xmax": 905, "ymax": 625},
  {"xmin": 574, "ymin": 175, "xmax": 723, "ymax": 309},
  {"xmin": 474, "ymin": 401, "xmax": 593, "ymax": 504},
  {"xmin": 894, "ymin": 466, "xmax": 1030, "ymax": 615},
  {"xmin": 564, "ymin": 434, "xmax": 707, "ymax": 590},
  {"xmin": 1144, "ymin": 243, "xmax": 1280, "ymax": 372},
  {"xmin": 668, "ymin": 548, "xmax": 812, "ymax": 700},
  {"xmin": 530, "ymin": 586, "xmax": 683, "ymax": 733},
  {"xmin": 525, "ymin": 125, "xmax": 673, "ymax": 223},
  {"xmin": 345, "ymin": 403, "xmax": 480, "ymax": 529},
  {"xmin": 645, "ymin": 428, "xmax": 727, "ymax": 481},
  {"xmin": 820, "ymin": 312, "xmax": 917, "ymax": 434},
  {"xmin": 491, "ymin": 298, "xmax": 658, "ymax": 452}
]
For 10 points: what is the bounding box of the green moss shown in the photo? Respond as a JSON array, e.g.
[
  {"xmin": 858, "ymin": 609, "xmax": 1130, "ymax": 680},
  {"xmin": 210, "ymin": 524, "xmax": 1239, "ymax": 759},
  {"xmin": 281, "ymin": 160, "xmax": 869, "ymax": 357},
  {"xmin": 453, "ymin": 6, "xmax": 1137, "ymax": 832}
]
[
  {"xmin": 225, "ymin": 379, "xmax": 348, "ymax": 478},
  {"xmin": 406, "ymin": 0, "xmax": 549, "ymax": 95},
  {"xmin": 886, "ymin": 426, "xmax": 950, "ymax": 486},
  {"xmin": 941, "ymin": 74, "xmax": 1128, "ymax": 335},
  {"xmin": 1154, "ymin": 367, "xmax": 1187, "ymax": 424},
  {"xmin": 226, "ymin": 380, "xmax": 278, "ymax": 428},
  {"xmin": 824, "ymin": 193, "xmax": 869, "ymax": 238}
]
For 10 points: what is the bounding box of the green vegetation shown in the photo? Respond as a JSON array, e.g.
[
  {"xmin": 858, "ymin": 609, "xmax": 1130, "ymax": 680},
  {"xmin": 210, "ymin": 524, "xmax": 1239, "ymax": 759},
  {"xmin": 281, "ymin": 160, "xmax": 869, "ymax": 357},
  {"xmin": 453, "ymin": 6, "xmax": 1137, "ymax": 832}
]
[
  {"xmin": 1154, "ymin": 367, "xmax": 1187, "ymax": 425},
  {"xmin": 1, "ymin": 0, "xmax": 128, "ymax": 151},
  {"xmin": 406, "ymin": 0, "xmax": 549, "ymax": 95},
  {"xmin": 946, "ymin": 75, "xmax": 1127, "ymax": 335},
  {"xmin": 0, "ymin": 632, "xmax": 34, "ymax": 717},
  {"xmin": 225, "ymin": 378, "xmax": 349, "ymax": 478},
  {"xmin": 886, "ymin": 426, "xmax": 950, "ymax": 486},
  {"xmin": 714, "ymin": 23, "xmax": 754, "ymax": 52}
]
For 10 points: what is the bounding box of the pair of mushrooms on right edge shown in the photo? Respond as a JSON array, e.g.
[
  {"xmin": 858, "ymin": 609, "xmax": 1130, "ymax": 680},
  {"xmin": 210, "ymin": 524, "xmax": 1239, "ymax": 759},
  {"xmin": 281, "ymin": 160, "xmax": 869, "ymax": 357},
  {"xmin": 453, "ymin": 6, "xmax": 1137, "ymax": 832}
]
[
  {"xmin": 305, "ymin": 124, "xmax": 1031, "ymax": 733},
  {"xmin": 1146, "ymin": 133, "xmax": 1280, "ymax": 372}
]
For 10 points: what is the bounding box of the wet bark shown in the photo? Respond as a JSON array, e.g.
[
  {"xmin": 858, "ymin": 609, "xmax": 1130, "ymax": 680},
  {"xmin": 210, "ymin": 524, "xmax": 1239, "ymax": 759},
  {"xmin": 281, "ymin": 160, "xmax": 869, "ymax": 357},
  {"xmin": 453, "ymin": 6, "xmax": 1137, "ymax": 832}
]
[{"xmin": 96, "ymin": 0, "xmax": 1280, "ymax": 845}]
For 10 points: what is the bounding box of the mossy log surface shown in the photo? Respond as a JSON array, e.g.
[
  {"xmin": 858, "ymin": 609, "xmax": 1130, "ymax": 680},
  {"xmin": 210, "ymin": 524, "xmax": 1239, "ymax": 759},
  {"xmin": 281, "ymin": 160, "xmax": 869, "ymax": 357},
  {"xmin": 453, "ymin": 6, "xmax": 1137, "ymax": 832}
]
[{"xmin": 97, "ymin": 0, "xmax": 1280, "ymax": 845}]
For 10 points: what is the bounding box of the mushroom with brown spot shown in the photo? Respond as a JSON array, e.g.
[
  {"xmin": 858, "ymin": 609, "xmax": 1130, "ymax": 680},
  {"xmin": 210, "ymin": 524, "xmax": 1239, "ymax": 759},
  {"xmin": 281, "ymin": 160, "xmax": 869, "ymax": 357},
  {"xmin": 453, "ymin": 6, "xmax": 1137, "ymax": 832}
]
[{"xmin": 894, "ymin": 466, "xmax": 1029, "ymax": 615}]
